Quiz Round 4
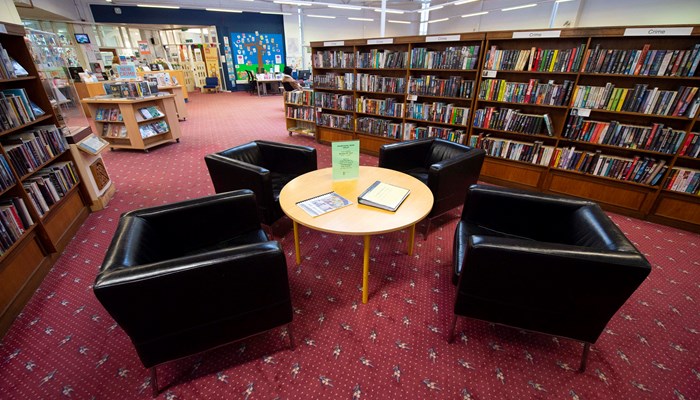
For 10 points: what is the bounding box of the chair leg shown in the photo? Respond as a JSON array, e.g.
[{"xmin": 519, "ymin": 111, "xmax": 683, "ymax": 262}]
[
  {"xmin": 288, "ymin": 323, "xmax": 296, "ymax": 350},
  {"xmin": 579, "ymin": 342, "xmax": 591, "ymax": 373},
  {"xmin": 447, "ymin": 314, "xmax": 458, "ymax": 343},
  {"xmin": 151, "ymin": 366, "xmax": 159, "ymax": 397}
]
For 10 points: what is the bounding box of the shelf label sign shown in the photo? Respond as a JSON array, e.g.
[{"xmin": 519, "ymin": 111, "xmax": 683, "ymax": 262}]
[
  {"xmin": 407, "ymin": 94, "xmax": 417, "ymax": 101},
  {"xmin": 482, "ymin": 70, "xmax": 497, "ymax": 78},
  {"xmin": 512, "ymin": 30, "xmax": 561, "ymax": 39},
  {"xmin": 426, "ymin": 35, "xmax": 460, "ymax": 43},
  {"xmin": 324, "ymin": 41, "xmax": 345, "ymax": 46},
  {"xmin": 572, "ymin": 108, "xmax": 591, "ymax": 117},
  {"xmin": 624, "ymin": 27, "xmax": 692, "ymax": 36},
  {"xmin": 367, "ymin": 38, "xmax": 394, "ymax": 45}
]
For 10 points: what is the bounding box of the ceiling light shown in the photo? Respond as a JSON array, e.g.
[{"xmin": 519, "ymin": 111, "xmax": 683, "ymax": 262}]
[
  {"xmin": 454, "ymin": 0, "xmax": 478, "ymax": 4},
  {"xmin": 427, "ymin": 17, "xmax": 449, "ymax": 23},
  {"xmin": 374, "ymin": 9, "xmax": 405, "ymax": 14},
  {"xmin": 328, "ymin": 4, "xmax": 362, "ymax": 10},
  {"xmin": 105, "ymin": 0, "xmax": 112, "ymax": 3},
  {"xmin": 274, "ymin": 0, "xmax": 312, "ymax": 5},
  {"xmin": 348, "ymin": 17, "xmax": 374, "ymax": 21},
  {"xmin": 556, "ymin": 0, "xmax": 574, "ymax": 2},
  {"xmin": 502, "ymin": 3, "xmax": 537, "ymax": 11},
  {"xmin": 261, "ymin": 11, "xmax": 292, "ymax": 15},
  {"xmin": 206, "ymin": 8, "xmax": 243, "ymax": 12},
  {"xmin": 388, "ymin": 19, "xmax": 410, "ymax": 24},
  {"xmin": 462, "ymin": 11, "xmax": 488, "ymax": 17},
  {"xmin": 425, "ymin": 5, "xmax": 444, "ymax": 11},
  {"xmin": 307, "ymin": 14, "xmax": 336, "ymax": 18},
  {"xmin": 137, "ymin": 4, "xmax": 180, "ymax": 9}
]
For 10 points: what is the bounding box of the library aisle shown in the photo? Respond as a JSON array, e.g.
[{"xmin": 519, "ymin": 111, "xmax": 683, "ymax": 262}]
[{"xmin": 0, "ymin": 91, "xmax": 697, "ymax": 399}]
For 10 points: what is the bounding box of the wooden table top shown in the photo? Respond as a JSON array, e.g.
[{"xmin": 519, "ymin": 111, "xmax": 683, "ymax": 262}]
[{"xmin": 280, "ymin": 166, "xmax": 434, "ymax": 235}]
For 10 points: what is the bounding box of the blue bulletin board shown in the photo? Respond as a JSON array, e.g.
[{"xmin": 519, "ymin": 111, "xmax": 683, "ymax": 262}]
[{"xmin": 232, "ymin": 32, "xmax": 284, "ymax": 83}]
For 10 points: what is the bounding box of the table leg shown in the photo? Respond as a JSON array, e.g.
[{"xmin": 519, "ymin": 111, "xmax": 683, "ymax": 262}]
[
  {"xmin": 293, "ymin": 221, "xmax": 301, "ymax": 265},
  {"xmin": 362, "ymin": 235, "xmax": 370, "ymax": 304},
  {"xmin": 408, "ymin": 224, "xmax": 416, "ymax": 256},
  {"xmin": 256, "ymin": 81, "xmax": 262, "ymax": 97}
]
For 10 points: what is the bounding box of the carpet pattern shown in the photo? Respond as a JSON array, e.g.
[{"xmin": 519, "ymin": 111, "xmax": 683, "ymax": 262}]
[{"xmin": 0, "ymin": 91, "xmax": 698, "ymax": 399}]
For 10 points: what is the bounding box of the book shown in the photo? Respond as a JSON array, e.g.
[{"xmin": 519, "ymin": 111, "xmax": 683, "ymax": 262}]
[
  {"xmin": 358, "ymin": 181, "xmax": 410, "ymax": 212},
  {"xmin": 77, "ymin": 134, "xmax": 109, "ymax": 155},
  {"xmin": 296, "ymin": 191, "xmax": 352, "ymax": 217}
]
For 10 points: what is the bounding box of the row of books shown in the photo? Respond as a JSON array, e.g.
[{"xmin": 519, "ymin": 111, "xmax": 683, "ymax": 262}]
[
  {"xmin": 284, "ymin": 90, "xmax": 314, "ymax": 106},
  {"xmin": 571, "ymin": 84, "xmax": 699, "ymax": 117},
  {"xmin": 478, "ymin": 78, "xmax": 574, "ymax": 106},
  {"xmin": 469, "ymin": 135, "xmax": 554, "ymax": 166},
  {"xmin": 679, "ymin": 132, "xmax": 700, "ymax": 158},
  {"xmin": 106, "ymin": 81, "xmax": 159, "ymax": 99},
  {"xmin": 356, "ymin": 97, "xmax": 404, "ymax": 118},
  {"xmin": 0, "ymin": 43, "xmax": 28, "ymax": 80},
  {"xmin": 554, "ymin": 148, "xmax": 668, "ymax": 185},
  {"xmin": 0, "ymin": 89, "xmax": 44, "ymax": 131},
  {"xmin": 406, "ymin": 102, "xmax": 470, "ymax": 126},
  {"xmin": 408, "ymin": 76, "xmax": 474, "ymax": 99},
  {"xmin": 313, "ymin": 73, "xmax": 355, "ymax": 90},
  {"xmin": 404, "ymin": 124, "xmax": 466, "ymax": 143},
  {"xmin": 473, "ymin": 107, "xmax": 553, "ymax": 136},
  {"xmin": 314, "ymin": 92, "xmax": 354, "ymax": 111},
  {"xmin": 356, "ymin": 50, "xmax": 407, "ymax": 69},
  {"xmin": 0, "ymin": 197, "xmax": 34, "ymax": 254},
  {"xmin": 138, "ymin": 106, "xmax": 165, "ymax": 120},
  {"xmin": 317, "ymin": 113, "xmax": 354, "ymax": 131},
  {"xmin": 22, "ymin": 161, "xmax": 79, "ymax": 217},
  {"xmin": 484, "ymin": 45, "xmax": 586, "ymax": 73},
  {"xmin": 0, "ymin": 154, "xmax": 16, "ymax": 192},
  {"xmin": 563, "ymin": 116, "xmax": 685, "ymax": 154},
  {"xmin": 139, "ymin": 121, "xmax": 169, "ymax": 139},
  {"xmin": 581, "ymin": 44, "xmax": 700, "ymax": 77},
  {"xmin": 102, "ymin": 123, "xmax": 128, "ymax": 138},
  {"xmin": 410, "ymin": 46, "xmax": 481, "ymax": 70},
  {"xmin": 94, "ymin": 108, "xmax": 123, "ymax": 122},
  {"xmin": 356, "ymin": 74, "xmax": 406, "ymax": 94},
  {"xmin": 665, "ymin": 167, "xmax": 700, "ymax": 194},
  {"xmin": 356, "ymin": 117, "xmax": 403, "ymax": 139},
  {"xmin": 2, "ymin": 125, "xmax": 69, "ymax": 177},
  {"xmin": 285, "ymin": 106, "xmax": 315, "ymax": 121},
  {"xmin": 313, "ymin": 50, "xmax": 355, "ymax": 69}
]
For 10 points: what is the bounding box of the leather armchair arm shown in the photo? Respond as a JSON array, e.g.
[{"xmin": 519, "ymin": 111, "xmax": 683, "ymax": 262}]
[
  {"xmin": 94, "ymin": 242, "xmax": 291, "ymax": 343},
  {"xmin": 428, "ymin": 149, "xmax": 485, "ymax": 204},
  {"xmin": 204, "ymin": 153, "xmax": 274, "ymax": 205},
  {"xmin": 379, "ymin": 139, "xmax": 433, "ymax": 171},
  {"xmin": 257, "ymin": 141, "xmax": 317, "ymax": 175}
]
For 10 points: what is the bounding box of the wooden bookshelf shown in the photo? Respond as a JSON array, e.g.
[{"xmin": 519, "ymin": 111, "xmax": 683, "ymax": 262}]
[
  {"xmin": 0, "ymin": 23, "xmax": 89, "ymax": 338},
  {"xmin": 82, "ymin": 95, "xmax": 181, "ymax": 152},
  {"xmin": 284, "ymin": 89, "xmax": 315, "ymax": 138},
  {"xmin": 306, "ymin": 25, "xmax": 700, "ymax": 232}
]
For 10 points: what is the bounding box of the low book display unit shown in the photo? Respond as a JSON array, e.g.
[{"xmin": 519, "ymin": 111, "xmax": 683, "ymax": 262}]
[{"xmin": 358, "ymin": 180, "xmax": 411, "ymax": 212}]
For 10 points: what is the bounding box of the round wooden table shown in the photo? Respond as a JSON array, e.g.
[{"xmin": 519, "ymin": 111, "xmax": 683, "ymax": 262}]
[{"xmin": 279, "ymin": 166, "xmax": 434, "ymax": 303}]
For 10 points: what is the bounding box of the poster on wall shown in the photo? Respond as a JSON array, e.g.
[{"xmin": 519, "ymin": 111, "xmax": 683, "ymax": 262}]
[
  {"xmin": 138, "ymin": 40, "xmax": 151, "ymax": 55},
  {"xmin": 203, "ymin": 45, "xmax": 220, "ymax": 81},
  {"xmin": 231, "ymin": 31, "xmax": 284, "ymax": 83},
  {"xmin": 223, "ymin": 36, "xmax": 236, "ymax": 84}
]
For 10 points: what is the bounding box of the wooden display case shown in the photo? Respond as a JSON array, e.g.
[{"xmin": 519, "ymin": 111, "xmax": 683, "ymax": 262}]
[{"xmin": 82, "ymin": 94, "xmax": 182, "ymax": 152}]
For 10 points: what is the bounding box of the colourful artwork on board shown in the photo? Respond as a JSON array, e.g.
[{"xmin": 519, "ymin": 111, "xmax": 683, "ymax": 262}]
[{"xmin": 231, "ymin": 32, "xmax": 285, "ymax": 83}]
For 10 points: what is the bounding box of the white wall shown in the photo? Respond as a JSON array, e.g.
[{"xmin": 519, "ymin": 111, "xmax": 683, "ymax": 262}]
[
  {"xmin": 577, "ymin": 0, "xmax": 700, "ymax": 27},
  {"xmin": 0, "ymin": 0, "xmax": 21, "ymax": 25}
]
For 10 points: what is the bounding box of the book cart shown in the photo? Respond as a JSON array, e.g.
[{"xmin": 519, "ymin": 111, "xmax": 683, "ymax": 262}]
[
  {"xmin": 307, "ymin": 25, "xmax": 700, "ymax": 233},
  {"xmin": 284, "ymin": 89, "xmax": 315, "ymax": 138},
  {"xmin": 82, "ymin": 94, "xmax": 181, "ymax": 152},
  {"xmin": 0, "ymin": 23, "xmax": 89, "ymax": 337}
]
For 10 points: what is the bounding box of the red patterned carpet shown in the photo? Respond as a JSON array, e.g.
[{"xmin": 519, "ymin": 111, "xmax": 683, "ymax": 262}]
[{"xmin": 1, "ymin": 91, "xmax": 698, "ymax": 399}]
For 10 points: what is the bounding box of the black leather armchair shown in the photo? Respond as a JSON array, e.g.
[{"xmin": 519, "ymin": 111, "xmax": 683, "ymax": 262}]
[
  {"xmin": 205, "ymin": 140, "xmax": 317, "ymax": 231},
  {"xmin": 379, "ymin": 137, "xmax": 485, "ymax": 236},
  {"xmin": 450, "ymin": 185, "xmax": 651, "ymax": 371},
  {"xmin": 93, "ymin": 190, "xmax": 294, "ymax": 395}
]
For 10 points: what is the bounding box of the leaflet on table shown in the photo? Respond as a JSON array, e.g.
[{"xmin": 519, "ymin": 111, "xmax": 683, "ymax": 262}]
[
  {"xmin": 296, "ymin": 192, "xmax": 352, "ymax": 217},
  {"xmin": 358, "ymin": 181, "xmax": 410, "ymax": 212}
]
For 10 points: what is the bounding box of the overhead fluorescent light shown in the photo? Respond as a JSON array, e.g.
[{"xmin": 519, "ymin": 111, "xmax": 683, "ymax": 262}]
[
  {"xmin": 425, "ymin": 5, "xmax": 444, "ymax": 11},
  {"xmin": 556, "ymin": 0, "xmax": 574, "ymax": 2},
  {"xmin": 328, "ymin": 4, "xmax": 362, "ymax": 10},
  {"xmin": 274, "ymin": 0, "xmax": 312, "ymax": 5},
  {"xmin": 462, "ymin": 11, "xmax": 488, "ymax": 17},
  {"xmin": 348, "ymin": 17, "xmax": 374, "ymax": 21},
  {"xmin": 454, "ymin": 0, "xmax": 478, "ymax": 4},
  {"xmin": 206, "ymin": 8, "xmax": 243, "ymax": 13},
  {"xmin": 388, "ymin": 19, "xmax": 410, "ymax": 24},
  {"xmin": 502, "ymin": 3, "xmax": 537, "ymax": 11},
  {"xmin": 427, "ymin": 17, "xmax": 449, "ymax": 23},
  {"xmin": 307, "ymin": 14, "xmax": 336, "ymax": 18},
  {"xmin": 261, "ymin": 11, "xmax": 292, "ymax": 15},
  {"xmin": 137, "ymin": 4, "xmax": 180, "ymax": 9},
  {"xmin": 374, "ymin": 9, "xmax": 405, "ymax": 14}
]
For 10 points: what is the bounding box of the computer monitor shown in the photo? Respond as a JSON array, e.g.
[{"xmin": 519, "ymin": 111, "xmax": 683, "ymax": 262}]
[
  {"xmin": 74, "ymin": 33, "xmax": 90, "ymax": 44},
  {"xmin": 297, "ymin": 70, "xmax": 311, "ymax": 80}
]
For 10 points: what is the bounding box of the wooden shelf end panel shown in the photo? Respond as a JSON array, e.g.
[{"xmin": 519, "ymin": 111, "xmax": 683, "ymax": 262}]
[
  {"xmin": 42, "ymin": 190, "xmax": 89, "ymax": 254},
  {"xmin": 649, "ymin": 193, "xmax": 700, "ymax": 232},
  {"xmin": 479, "ymin": 157, "xmax": 546, "ymax": 189}
]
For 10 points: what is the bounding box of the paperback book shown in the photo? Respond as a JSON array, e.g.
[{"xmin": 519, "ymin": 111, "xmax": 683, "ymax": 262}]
[{"xmin": 296, "ymin": 192, "xmax": 352, "ymax": 217}]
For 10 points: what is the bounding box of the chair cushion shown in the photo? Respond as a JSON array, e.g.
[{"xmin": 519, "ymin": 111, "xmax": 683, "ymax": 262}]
[
  {"xmin": 271, "ymin": 171, "xmax": 300, "ymax": 199},
  {"xmin": 403, "ymin": 167, "xmax": 429, "ymax": 185}
]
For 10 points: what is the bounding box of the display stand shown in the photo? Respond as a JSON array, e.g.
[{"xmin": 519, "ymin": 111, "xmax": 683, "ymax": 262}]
[
  {"xmin": 64, "ymin": 126, "xmax": 116, "ymax": 211},
  {"xmin": 157, "ymin": 85, "xmax": 188, "ymax": 120},
  {"xmin": 284, "ymin": 89, "xmax": 315, "ymax": 138}
]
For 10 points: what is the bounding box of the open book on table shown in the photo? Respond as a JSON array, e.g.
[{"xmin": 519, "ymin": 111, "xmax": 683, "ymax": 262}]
[
  {"xmin": 297, "ymin": 192, "xmax": 352, "ymax": 217},
  {"xmin": 358, "ymin": 181, "xmax": 410, "ymax": 212}
]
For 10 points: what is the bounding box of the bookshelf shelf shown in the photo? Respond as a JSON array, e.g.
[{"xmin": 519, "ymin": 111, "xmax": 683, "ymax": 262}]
[
  {"xmin": 0, "ymin": 76, "xmax": 37, "ymax": 83},
  {"xmin": 476, "ymin": 99, "xmax": 571, "ymax": 109},
  {"xmin": 484, "ymin": 70, "xmax": 580, "ymax": 76},
  {"xmin": 474, "ymin": 127, "xmax": 556, "ymax": 140},
  {"xmin": 583, "ymin": 109, "xmax": 693, "ymax": 120},
  {"xmin": 0, "ymin": 114, "xmax": 53, "ymax": 136}
]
